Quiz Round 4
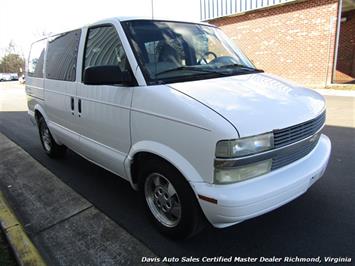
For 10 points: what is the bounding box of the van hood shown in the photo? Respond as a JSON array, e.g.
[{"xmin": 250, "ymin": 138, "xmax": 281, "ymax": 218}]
[{"xmin": 169, "ymin": 73, "xmax": 325, "ymax": 137}]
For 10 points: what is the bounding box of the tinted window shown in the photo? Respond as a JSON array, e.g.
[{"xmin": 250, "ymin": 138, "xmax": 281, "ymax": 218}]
[
  {"xmin": 84, "ymin": 26, "xmax": 128, "ymax": 74},
  {"xmin": 28, "ymin": 39, "xmax": 46, "ymax": 78},
  {"xmin": 46, "ymin": 29, "xmax": 81, "ymax": 81}
]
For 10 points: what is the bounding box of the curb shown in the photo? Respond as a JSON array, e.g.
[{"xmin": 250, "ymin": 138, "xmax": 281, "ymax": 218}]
[
  {"xmin": 0, "ymin": 191, "xmax": 46, "ymax": 266},
  {"xmin": 312, "ymin": 88, "xmax": 355, "ymax": 97}
]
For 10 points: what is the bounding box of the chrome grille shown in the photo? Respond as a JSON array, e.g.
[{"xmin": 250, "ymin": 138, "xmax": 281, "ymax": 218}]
[
  {"xmin": 273, "ymin": 112, "xmax": 326, "ymax": 148},
  {"xmin": 271, "ymin": 135, "xmax": 319, "ymax": 170}
]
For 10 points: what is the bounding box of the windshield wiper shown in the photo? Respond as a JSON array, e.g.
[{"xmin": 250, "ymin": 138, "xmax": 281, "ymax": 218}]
[
  {"xmin": 219, "ymin": 63, "xmax": 264, "ymax": 72},
  {"xmin": 155, "ymin": 66, "xmax": 227, "ymax": 76}
]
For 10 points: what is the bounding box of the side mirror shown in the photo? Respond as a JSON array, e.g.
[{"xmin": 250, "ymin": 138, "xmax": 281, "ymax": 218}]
[{"xmin": 83, "ymin": 65, "xmax": 133, "ymax": 85}]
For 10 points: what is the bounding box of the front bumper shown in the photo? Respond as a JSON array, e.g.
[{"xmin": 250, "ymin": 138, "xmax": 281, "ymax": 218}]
[{"xmin": 193, "ymin": 134, "xmax": 331, "ymax": 228}]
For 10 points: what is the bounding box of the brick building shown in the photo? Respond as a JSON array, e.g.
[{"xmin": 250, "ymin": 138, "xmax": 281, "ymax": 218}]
[{"xmin": 201, "ymin": 0, "xmax": 355, "ymax": 86}]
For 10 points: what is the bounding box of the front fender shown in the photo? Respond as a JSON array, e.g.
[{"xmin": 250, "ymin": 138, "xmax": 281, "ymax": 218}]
[{"xmin": 124, "ymin": 140, "xmax": 205, "ymax": 188}]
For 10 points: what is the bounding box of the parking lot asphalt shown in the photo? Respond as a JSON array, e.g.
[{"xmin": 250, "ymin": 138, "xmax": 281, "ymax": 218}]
[
  {"xmin": 0, "ymin": 133, "xmax": 162, "ymax": 265},
  {"xmin": 0, "ymin": 83, "xmax": 354, "ymax": 264}
]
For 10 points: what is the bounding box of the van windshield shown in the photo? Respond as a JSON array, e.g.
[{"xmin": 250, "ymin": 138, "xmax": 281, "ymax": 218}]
[{"xmin": 122, "ymin": 20, "xmax": 262, "ymax": 85}]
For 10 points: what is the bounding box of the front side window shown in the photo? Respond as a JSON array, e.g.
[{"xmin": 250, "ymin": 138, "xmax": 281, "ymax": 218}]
[
  {"xmin": 46, "ymin": 29, "xmax": 81, "ymax": 81},
  {"xmin": 83, "ymin": 25, "xmax": 129, "ymax": 76},
  {"xmin": 122, "ymin": 20, "xmax": 259, "ymax": 85},
  {"xmin": 28, "ymin": 39, "xmax": 46, "ymax": 78}
]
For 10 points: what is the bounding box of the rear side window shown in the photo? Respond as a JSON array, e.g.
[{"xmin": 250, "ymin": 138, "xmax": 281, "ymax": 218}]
[
  {"xmin": 46, "ymin": 29, "xmax": 81, "ymax": 81},
  {"xmin": 83, "ymin": 25, "xmax": 128, "ymax": 74},
  {"xmin": 28, "ymin": 39, "xmax": 46, "ymax": 78}
]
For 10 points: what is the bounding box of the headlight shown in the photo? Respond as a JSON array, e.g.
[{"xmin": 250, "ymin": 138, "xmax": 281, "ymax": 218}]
[
  {"xmin": 214, "ymin": 159, "xmax": 272, "ymax": 184},
  {"xmin": 215, "ymin": 132, "xmax": 274, "ymax": 158}
]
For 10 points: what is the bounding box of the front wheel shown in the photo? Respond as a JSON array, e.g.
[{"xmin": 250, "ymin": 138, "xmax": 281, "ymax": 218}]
[
  {"xmin": 38, "ymin": 116, "xmax": 66, "ymax": 158},
  {"xmin": 140, "ymin": 159, "xmax": 205, "ymax": 239},
  {"xmin": 145, "ymin": 172, "xmax": 182, "ymax": 228}
]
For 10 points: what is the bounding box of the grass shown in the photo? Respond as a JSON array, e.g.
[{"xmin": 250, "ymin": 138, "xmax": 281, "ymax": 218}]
[{"xmin": 0, "ymin": 230, "xmax": 17, "ymax": 266}]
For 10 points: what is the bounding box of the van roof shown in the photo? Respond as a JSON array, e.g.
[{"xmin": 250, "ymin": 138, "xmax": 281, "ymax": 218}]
[
  {"xmin": 91, "ymin": 16, "xmax": 213, "ymax": 27},
  {"xmin": 32, "ymin": 17, "xmax": 214, "ymax": 45}
]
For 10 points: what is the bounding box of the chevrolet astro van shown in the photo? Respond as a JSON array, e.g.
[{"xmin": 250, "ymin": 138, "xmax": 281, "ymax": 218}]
[{"xmin": 26, "ymin": 17, "xmax": 331, "ymax": 238}]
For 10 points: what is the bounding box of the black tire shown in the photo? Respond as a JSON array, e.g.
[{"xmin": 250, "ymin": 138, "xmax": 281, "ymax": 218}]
[
  {"xmin": 139, "ymin": 158, "xmax": 205, "ymax": 239},
  {"xmin": 38, "ymin": 116, "xmax": 66, "ymax": 158}
]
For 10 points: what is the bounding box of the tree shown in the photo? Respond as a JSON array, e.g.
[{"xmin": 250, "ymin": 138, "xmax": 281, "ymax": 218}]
[
  {"xmin": 0, "ymin": 54, "xmax": 25, "ymax": 74},
  {"xmin": 0, "ymin": 41, "xmax": 25, "ymax": 74},
  {"xmin": 5, "ymin": 40, "xmax": 16, "ymax": 54}
]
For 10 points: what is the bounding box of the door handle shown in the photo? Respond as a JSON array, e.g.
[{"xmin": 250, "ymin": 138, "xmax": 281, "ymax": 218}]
[
  {"xmin": 78, "ymin": 99, "xmax": 82, "ymax": 117},
  {"xmin": 70, "ymin": 97, "xmax": 74, "ymax": 115}
]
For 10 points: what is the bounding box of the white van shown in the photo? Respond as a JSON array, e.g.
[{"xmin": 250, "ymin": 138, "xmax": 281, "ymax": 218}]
[{"xmin": 26, "ymin": 17, "xmax": 331, "ymax": 238}]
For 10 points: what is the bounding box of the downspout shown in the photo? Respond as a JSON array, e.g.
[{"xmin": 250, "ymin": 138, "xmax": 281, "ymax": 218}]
[{"xmin": 330, "ymin": 0, "xmax": 343, "ymax": 85}]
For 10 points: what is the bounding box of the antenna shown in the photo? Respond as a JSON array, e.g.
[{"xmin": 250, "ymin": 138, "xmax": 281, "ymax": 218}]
[{"xmin": 151, "ymin": 0, "xmax": 154, "ymax": 19}]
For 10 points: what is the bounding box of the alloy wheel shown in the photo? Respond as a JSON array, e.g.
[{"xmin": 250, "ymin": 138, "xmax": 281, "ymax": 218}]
[{"xmin": 144, "ymin": 173, "xmax": 181, "ymax": 227}]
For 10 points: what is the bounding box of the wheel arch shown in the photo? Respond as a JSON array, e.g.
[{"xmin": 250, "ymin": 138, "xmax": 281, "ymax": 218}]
[
  {"xmin": 33, "ymin": 104, "xmax": 61, "ymax": 144},
  {"xmin": 33, "ymin": 104, "xmax": 49, "ymax": 124},
  {"xmin": 125, "ymin": 141, "xmax": 204, "ymax": 190}
]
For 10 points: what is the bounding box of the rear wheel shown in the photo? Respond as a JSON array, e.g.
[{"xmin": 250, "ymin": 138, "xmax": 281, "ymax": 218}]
[
  {"xmin": 38, "ymin": 116, "xmax": 66, "ymax": 158},
  {"xmin": 140, "ymin": 158, "xmax": 205, "ymax": 239}
]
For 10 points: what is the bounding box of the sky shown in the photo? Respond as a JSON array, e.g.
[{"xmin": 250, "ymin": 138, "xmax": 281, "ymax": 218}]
[{"xmin": 0, "ymin": 0, "xmax": 201, "ymax": 57}]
